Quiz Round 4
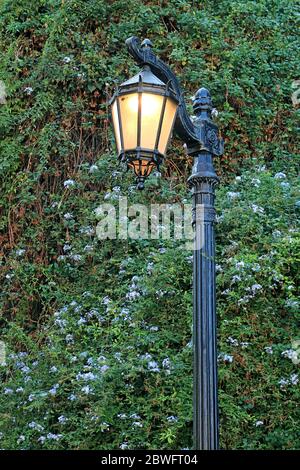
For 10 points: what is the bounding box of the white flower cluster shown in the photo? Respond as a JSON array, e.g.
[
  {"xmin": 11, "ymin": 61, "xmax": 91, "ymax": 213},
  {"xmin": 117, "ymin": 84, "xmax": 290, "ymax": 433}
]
[
  {"xmin": 254, "ymin": 420, "xmax": 264, "ymax": 427},
  {"xmin": 249, "ymin": 283, "xmax": 263, "ymax": 294},
  {"xmin": 103, "ymin": 186, "xmax": 122, "ymax": 201},
  {"xmin": 16, "ymin": 249, "xmax": 26, "ymax": 257},
  {"xmin": 60, "ymin": 242, "xmax": 88, "ymax": 264},
  {"xmin": 272, "ymin": 230, "xmax": 282, "ymax": 239},
  {"xmin": 256, "ymin": 165, "xmax": 266, "ymax": 172},
  {"xmin": 227, "ymin": 336, "xmax": 239, "ymax": 347},
  {"xmin": 126, "ymin": 276, "xmax": 142, "ymax": 301},
  {"xmin": 274, "ymin": 172, "xmax": 286, "ymax": 179},
  {"xmin": 76, "ymin": 371, "xmax": 97, "ymax": 382},
  {"xmin": 58, "ymin": 415, "xmax": 68, "ymax": 424},
  {"xmin": 227, "ymin": 191, "xmax": 240, "ymax": 200},
  {"xmin": 81, "ymin": 385, "xmax": 93, "ymax": 395},
  {"xmin": 69, "ymin": 254, "xmax": 82, "ymax": 263},
  {"xmin": 281, "ymin": 349, "xmax": 299, "ymax": 364},
  {"xmin": 79, "ymin": 225, "xmax": 95, "ymax": 236},
  {"xmin": 148, "ymin": 360, "xmax": 160, "ymax": 372},
  {"xmin": 54, "ymin": 301, "xmax": 104, "ymax": 334},
  {"xmin": 118, "ymin": 257, "xmax": 133, "ymax": 275},
  {"xmin": 49, "ymin": 383, "xmax": 60, "ymax": 396},
  {"xmin": 120, "ymin": 442, "xmax": 129, "ymax": 449},
  {"xmin": 218, "ymin": 353, "xmax": 234, "ymax": 363},
  {"xmin": 251, "ymin": 178, "xmax": 261, "ymax": 187},
  {"xmin": 28, "ymin": 421, "xmax": 44, "ymax": 431},
  {"xmin": 102, "ymin": 296, "xmax": 111, "ymax": 306},
  {"xmin": 24, "ymin": 86, "xmax": 33, "ymax": 95},
  {"xmin": 235, "ymin": 260, "xmax": 245, "ymax": 270},
  {"xmin": 65, "ymin": 334, "xmax": 74, "ymax": 344},
  {"xmin": 63, "ymin": 212, "xmax": 74, "ymax": 220},
  {"xmin": 227, "ymin": 336, "xmax": 250, "ymax": 349},
  {"xmin": 38, "ymin": 433, "xmax": 62, "ymax": 443},
  {"xmin": 167, "ymin": 415, "xmax": 178, "ymax": 424},
  {"xmin": 251, "ymin": 204, "xmax": 264, "ymax": 214},
  {"xmin": 63, "ymin": 179, "xmax": 76, "ymax": 188},
  {"xmin": 129, "ymin": 413, "xmax": 143, "ymax": 429},
  {"xmin": 89, "ymin": 164, "xmax": 99, "ymax": 173},
  {"xmin": 146, "ymin": 262, "xmax": 154, "ymax": 275},
  {"xmin": 238, "ymin": 283, "xmax": 263, "ymax": 305},
  {"xmin": 162, "ymin": 358, "xmax": 171, "ymax": 370},
  {"xmin": 68, "ymin": 394, "xmax": 77, "ymax": 401},
  {"xmin": 83, "ymin": 244, "xmax": 94, "ymax": 253},
  {"xmin": 278, "ymin": 373, "xmax": 298, "ymax": 388},
  {"xmin": 264, "ymin": 346, "xmax": 273, "ymax": 355}
]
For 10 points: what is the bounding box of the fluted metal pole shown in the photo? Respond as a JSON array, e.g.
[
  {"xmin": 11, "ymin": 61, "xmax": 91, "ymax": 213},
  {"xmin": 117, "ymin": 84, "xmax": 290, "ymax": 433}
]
[{"xmin": 188, "ymin": 89, "xmax": 219, "ymax": 450}]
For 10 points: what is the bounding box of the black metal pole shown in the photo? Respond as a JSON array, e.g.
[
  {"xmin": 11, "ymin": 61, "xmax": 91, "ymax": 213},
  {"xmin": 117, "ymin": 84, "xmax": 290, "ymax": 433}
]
[
  {"xmin": 119, "ymin": 38, "xmax": 224, "ymax": 450},
  {"xmin": 188, "ymin": 89, "xmax": 219, "ymax": 450}
]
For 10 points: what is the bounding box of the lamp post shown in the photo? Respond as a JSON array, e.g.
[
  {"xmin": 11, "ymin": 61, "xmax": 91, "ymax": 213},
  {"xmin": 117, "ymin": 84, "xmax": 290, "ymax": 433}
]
[{"xmin": 110, "ymin": 37, "xmax": 223, "ymax": 450}]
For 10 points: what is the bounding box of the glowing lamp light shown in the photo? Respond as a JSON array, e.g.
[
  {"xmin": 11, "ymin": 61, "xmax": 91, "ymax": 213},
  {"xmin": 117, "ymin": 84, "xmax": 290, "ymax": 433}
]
[{"xmin": 110, "ymin": 65, "xmax": 179, "ymax": 189}]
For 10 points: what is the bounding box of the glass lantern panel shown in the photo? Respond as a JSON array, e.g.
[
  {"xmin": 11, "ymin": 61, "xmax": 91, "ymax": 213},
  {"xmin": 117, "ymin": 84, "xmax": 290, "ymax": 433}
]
[
  {"xmin": 158, "ymin": 98, "xmax": 178, "ymax": 155},
  {"xmin": 140, "ymin": 93, "xmax": 164, "ymax": 151},
  {"xmin": 111, "ymin": 100, "xmax": 122, "ymax": 153},
  {"xmin": 140, "ymin": 160, "xmax": 155, "ymax": 177},
  {"xmin": 131, "ymin": 160, "xmax": 155, "ymax": 178},
  {"xmin": 119, "ymin": 93, "xmax": 138, "ymax": 150}
]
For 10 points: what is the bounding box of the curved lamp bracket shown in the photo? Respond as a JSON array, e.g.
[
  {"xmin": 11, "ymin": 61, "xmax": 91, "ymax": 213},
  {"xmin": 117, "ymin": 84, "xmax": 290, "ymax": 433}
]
[{"xmin": 125, "ymin": 36, "xmax": 224, "ymax": 156}]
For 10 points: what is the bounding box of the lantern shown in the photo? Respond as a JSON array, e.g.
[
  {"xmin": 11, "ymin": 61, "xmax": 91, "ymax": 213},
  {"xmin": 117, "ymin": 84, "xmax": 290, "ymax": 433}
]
[{"xmin": 110, "ymin": 65, "xmax": 179, "ymax": 189}]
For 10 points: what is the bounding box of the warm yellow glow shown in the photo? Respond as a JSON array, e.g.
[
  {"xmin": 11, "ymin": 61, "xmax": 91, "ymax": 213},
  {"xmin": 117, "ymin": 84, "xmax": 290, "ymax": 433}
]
[
  {"xmin": 119, "ymin": 93, "xmax": 138, "ymax": 150},
  {"xmin": 125, "ymin": 93, "xmax": 139, "ymax": 113},
  {"xmin": 127, "ymin": 93, "xmax": 163, "ymax": 117},
  {"xmin": 158, "ymin": 99, "xmax": 177, "ymax": 154},
  {"xmin": 141, "ymin": 94, "xmax": 164, "ymax": 150},
  {"xmin": 130, "ymin": 160, "xmax": 155, "ymax": 177},
  {"xmin": 112, "ymin": 91, "xmax": 178, "ymax": 157}
]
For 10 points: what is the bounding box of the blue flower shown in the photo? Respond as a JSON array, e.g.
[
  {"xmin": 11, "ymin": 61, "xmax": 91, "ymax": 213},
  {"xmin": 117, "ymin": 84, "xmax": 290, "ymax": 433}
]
[
  {"xmin": 58, "ymin": 415, "xmax": 68, "ymax": 424},
  {"xmin": 167, "ymin": 415, "xmax": 178, "ymax": 423},
  {"xmin": 63, "ymin": 179, "xmax": 75, "ymax": 188},
  {"xmin": 49, "ymin": 384, "xmax": 60, "ymax": 396},
  {"xmin": 81, "ymin": 385, "xmax": 93, "ymax": 395},
  {"xmin": 68, "ymin": 394, "xmax": 77, "ymax": 401},
  {"xmin": 148, "ymin": 361, "xmax": 160, "ymax": 372}
]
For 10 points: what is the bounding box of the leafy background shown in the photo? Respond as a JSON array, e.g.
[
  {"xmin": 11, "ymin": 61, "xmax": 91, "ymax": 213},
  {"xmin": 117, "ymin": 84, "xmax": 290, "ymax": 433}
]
[{"xmin": 0, "ymin": 0, "xmax": 299, "ymax": 450}]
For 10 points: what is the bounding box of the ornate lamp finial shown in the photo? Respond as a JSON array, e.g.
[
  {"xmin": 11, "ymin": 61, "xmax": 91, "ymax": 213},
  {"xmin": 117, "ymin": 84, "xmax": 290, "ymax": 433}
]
[
  {"xmin": 192, "ymin": 87, "xmax": 213, "ymax": 115},
  {"xmin": 141, "ymin": 38, "xmax": 153, "ymax": 49}
]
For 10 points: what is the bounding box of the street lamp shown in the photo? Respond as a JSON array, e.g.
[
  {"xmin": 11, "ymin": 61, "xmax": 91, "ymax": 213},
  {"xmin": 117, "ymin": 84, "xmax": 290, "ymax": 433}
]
[
  {"xmin": 110, "ymin": 53, "xmax": 179, "ymax": 189},
  {"xmin": 110, "ymin": 37, "xmax": 224, "ymax": 450}
]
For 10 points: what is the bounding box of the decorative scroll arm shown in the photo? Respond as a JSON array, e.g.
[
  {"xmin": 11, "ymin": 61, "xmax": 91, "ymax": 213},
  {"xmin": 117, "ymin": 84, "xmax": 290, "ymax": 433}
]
[
  {"xmin": 125, "ymin": 36, "xmax": 198, "ymax": 146},
  {"xmin": 125, "ymin": 36, "xmax": 223, "ymax": 157}
]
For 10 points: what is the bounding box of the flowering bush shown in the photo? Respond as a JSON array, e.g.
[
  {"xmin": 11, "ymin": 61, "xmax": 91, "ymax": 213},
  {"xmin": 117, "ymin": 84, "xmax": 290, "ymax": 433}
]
[{"xmin": 1, "ymin": 159, "xmax": 299, "ymax": 450}]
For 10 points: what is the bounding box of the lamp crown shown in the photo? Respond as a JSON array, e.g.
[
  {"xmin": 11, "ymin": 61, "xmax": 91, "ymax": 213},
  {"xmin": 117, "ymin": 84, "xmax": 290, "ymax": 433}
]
[{"xmin": 120, "ymin": 65, "xmax": 166, "ymax": 88}]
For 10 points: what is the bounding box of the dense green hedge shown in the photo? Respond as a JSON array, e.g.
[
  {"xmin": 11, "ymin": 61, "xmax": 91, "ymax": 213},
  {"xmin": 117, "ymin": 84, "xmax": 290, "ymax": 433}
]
[{"xmin": 0, "ymin": 0, "xmax": 299, "ymax": 449}]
